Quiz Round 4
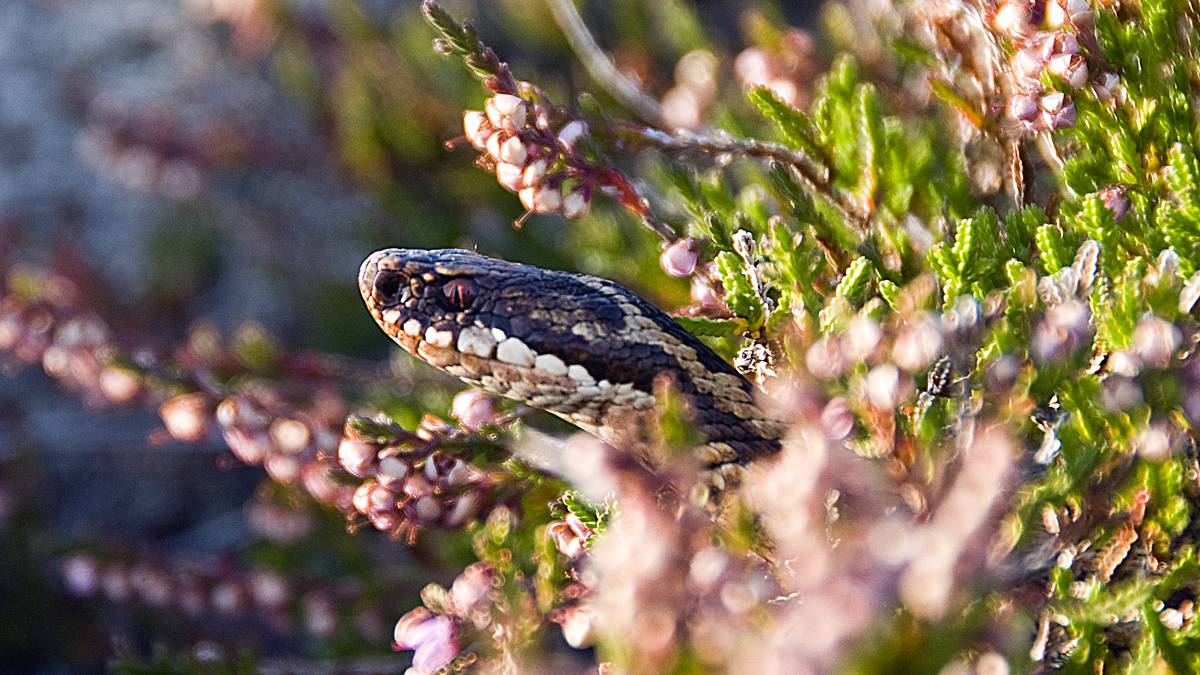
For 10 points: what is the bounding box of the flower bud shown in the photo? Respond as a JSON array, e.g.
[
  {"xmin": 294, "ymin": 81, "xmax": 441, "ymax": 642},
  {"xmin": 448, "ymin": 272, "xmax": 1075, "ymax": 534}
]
[
  {"xmin": 994, "ymin": 1, "xmax": 1033, "ymax": 40},
  {"xmin": 378, "ymin": 456, "xmax": 410, "ymax": 490},
  {"xmin": 498, "ymin": 136, "xmax": 527, "ymax": 165},
  {"xmin": 1133, "ymin": 316, "xmax": 1180, "ymax": 368},
  {"xmin": 660, "ymin": 239, "xmax": 699, "ymax": 277},
  {"xmin": 486, "ymin": 94, "xmax": 527, "ymax": 130},
  {"xmin": 462, "ymin": 110, "xmax": 491, "ymax": 150},
  {"xmin": 1099, "ymin": 185, "xmax": 1130, "ymax": 221},
  {"xmin": 520, "ymin": 184, "xmax": 561, "ymax": 213},
  {"xmin": 1014, "ymin": 45, "xmax": 1046, "ymax": 81},
  {"xmin": 691, "ymin": 277, "xmax": 727, "ymax": 312},
  {"xmin": 339, "ymin": 438, "xmax": 378, "ymax": 478},
  {"xmin": 444, "ymin": 492, "xmax": 481, "ymax": 527},
  {"xmin": 557, "ymin": 120, "xmax": 588, "ymax": 149},
  {"xmin": 561, "ymin": 189, "xmax": 590, "ymax": 219},
  {"xmin": 522, "ymin": 159, "xmax": 548, "ymax": 186},
  {"xmin": 548, "ymin": 521, "xmax": 585, "ymax": 559},
  {"xmin": 269, "ymin": 418, "xmax": 310, "ymax": 454},
  {"xmin": 352, "ymin": 482, "xmax": 375, "ymax": 515},
  {"xmin": 1044, "ymin": 101, "xmax": 1076, "ymax": 129},
  {"xmin": 557, "ymin": 606, "xmax": 595, "ymax": 649},
  {"xmin": 495, "ymin": 162, "xmax": 524, "ymax": 192},
  {"xmin": 1045, "ymin": 0, "xmax": 1067, "ymax": 27},
  {"xmin": 160, "ymin": 393, "xmax": 211, "ymax": 443},
  {"xmin": 451, "ymin": 389, "xmax": 495, "ymax": 430},
  {"xmin": 485, "ymin": 131, "xmax": 504, "ymax": 161}
]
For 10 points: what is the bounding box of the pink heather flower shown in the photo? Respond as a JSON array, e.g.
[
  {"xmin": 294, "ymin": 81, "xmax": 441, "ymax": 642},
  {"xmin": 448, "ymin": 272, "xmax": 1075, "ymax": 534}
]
[
  {"xmin": 994, "ymin": 1, "xmax": 1033, "ymax": 40},
  {"xmin": 449, "ymin": 563, "xmax": 494, "ymax": 616},
  {"xmin": 1048, "ymin": 53, "xmax": 1088, "ymax": 89},
  {"xmin": 557, "ymin": 605, "xmax": 596, "ymax": 649},
  {"xmin": 498, "ymin": 136, "xmax": 527, "ymax": 165},
  {"xmin": 548, "ymin": 521, "xmax": 586, "ymax": 559},
  {"xmin": 660, "ymin": 239, "xmax": 699, "ymax": 277},
  {"xmin": 522, "ymin": 159, "xmax": 547, "ymax": 186},
  {"xmin": 1093, "ymin": 72, "xmax": 1120, "ymax": 100},
  {"xmin": 1008, "ymin": 93, "xmax": 1040, "ymax": 123},
  {"xmin": 160, "ymin": 393, "xmax": 211, "ymax": 443},
  {"xmin": 485, "ymin": 131, "xmax": 507, "ymax": 163},
  {"xmin": 63, "ymin": 555, "xmax": 99, "ymax": 596},
  {"xmin": 519, "ymin": 184, "xmax": 562, "ymax": 214},
  {"xmin": 1045, "ymin": 0, "xmax": 1068, "ymax": 27},
  {"xmin": 394, "ymin": 608, "xmax": 460, "ymax": 674},
  {"xmin": 1099, "ymin": 185, "xmax": 1130, "ymax": 221},
  {"xmin": 495, "ymin": 162, "xmax": 524, "ymax": 192},
  {"xmin": 352, "ymin": 482, "xmax": 375, "ymax": 515},
  {"xmin": 462, "ymin": 110, "xmax": 491, "ymax": 150},
  {"xmin": 451, "ymin": 389, "xmax": 495, "ymax": 430},
  {"xmin": 338, "ymin": 438, "xmax": 378, "ymax": 478},
  {"xmin": 485, "ymin": 94, "xmax": 527, "ymax": 131},
  {"xmin": 690, "ymin": 276, "xmax": 727, "ymax": 312},
  {"xmin": 1133, "ymin": 316, "xmax": 1181, "ymax": 368},
  {"xmin": 269, "ymin": 418, "xmax": 310, "ymax": 454},
  {"xmin": 819, "ymin": 397, "xmax": 854, "ymax": 440},
  {"xmin": 377, "ymin": 456, "xmax": 410, "ymax": 490},
  {"xmin": 557, "ymin": 120, "xmax": 588, "ymax": 149},
  {"xmin": 98, "ymin": 366, "xmax": 140, "ymax": 404},
  {"xmin": 561, "ymin": 188, "xmax": 590, "ymax": 219}
]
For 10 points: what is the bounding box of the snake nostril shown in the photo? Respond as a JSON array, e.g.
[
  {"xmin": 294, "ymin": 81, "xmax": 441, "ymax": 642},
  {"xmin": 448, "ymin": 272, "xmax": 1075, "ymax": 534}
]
[{"xmin": 372, "ymin": 270, "xmax": 406, "ymax": 306}]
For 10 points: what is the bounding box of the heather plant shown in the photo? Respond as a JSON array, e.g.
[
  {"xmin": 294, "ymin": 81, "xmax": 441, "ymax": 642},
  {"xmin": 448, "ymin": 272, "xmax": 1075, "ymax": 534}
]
[{"xmin": 4, "ymin": 0, "xmax": 1200, "ymax": 673}]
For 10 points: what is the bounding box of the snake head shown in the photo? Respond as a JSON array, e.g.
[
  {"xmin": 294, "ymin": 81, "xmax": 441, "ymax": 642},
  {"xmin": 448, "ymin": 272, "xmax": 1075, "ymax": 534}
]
[{"xmin": 358, "ymin": 248, "xmax": 511, "ymax": 355}]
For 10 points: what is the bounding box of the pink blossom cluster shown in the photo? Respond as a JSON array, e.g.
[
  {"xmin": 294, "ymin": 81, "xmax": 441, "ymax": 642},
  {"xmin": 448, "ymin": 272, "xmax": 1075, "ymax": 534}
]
[
  {"xmin": 60, "ymin": 551, "xmax": 388, "ymax": 642},
  {"xmin": 734, "ymin": 29, "xmax": 820, "ymax": 109},
  {"xmin": 337, "ymin": 418, "xmax": 500, "ymax": 540},
  {"xmin": 463, "ymin": 93, "xmax": 593, "ymax": 220},
  {"xmin": 993, "ymin": 0, "xmax": 1111, "ymax": 131},
  {"xmin": 392, "ymin": 562, "xmax": 497, "ymax": 674}
]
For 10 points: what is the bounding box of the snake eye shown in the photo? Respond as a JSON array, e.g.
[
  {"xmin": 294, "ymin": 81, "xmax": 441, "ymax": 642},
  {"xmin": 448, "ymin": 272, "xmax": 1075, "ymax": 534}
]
[
  {"xmin": 372, "ymin": 270, "xmax": 405, "ymax": 306},
  {"xmin": 441, "ymin": 278, "xmax": 476, "ymax": 311}
]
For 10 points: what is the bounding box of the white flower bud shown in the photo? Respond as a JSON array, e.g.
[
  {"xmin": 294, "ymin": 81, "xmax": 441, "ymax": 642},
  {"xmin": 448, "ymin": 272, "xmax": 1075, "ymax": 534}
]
[
  {"xmin": 377, "ymin": 456, "xmax": 409, "ymax": 490},
  {"xmin": 486, "ymin": 94, "xmax": 527, "ymax": 130},
  {"xmin": 485, "ymin": 131, "xmax": 504, "ymax": 161},
  {"xmin": 352, "ymin": 482, "xmax": 373, "ymax": 514},
  {"xmin": 994, "ymin": 1, "xmax": 1033, "ymax": 40},
  {"xmin": 1014, "ymin": 45, "xmax": 1046, "ymax": 81},
  {"xmin": 535, "ymin": 184, "xmax": 562, "ymax": 213},
  {"xmin": 1065, "ymin": 0, "xmax": 1091, "ymax": 22},
  {"xmin": 1040, "ymin": 92, "xmax": 1066, "ymax": 113},
  {"xmin": 499, "ymin": 136, "xmax": 527, "ymax": 165},
  {"xmin": 1008, "ymin": 93, "xmax": 1040, "ymax": 122},
  {"xmin": 561, "ymin": 189, "xmax": 589, "ymax": 219},
  {"xmin": 1045, "ymin": 0, "xmax": 1067, "ymax": 28},
  {"xmin": 660, "ymin": 238, "xmax": 699, "ymax": 277},
  {"xmin": 557, "ymin": 120, "xmax": 588, "ymax": 149},
  {"xmin": 338, "ymin": 438, "xmax": 377, "ymax": 478},
  {"xmin": 522, "ymin": 159, "xmax": 548, "ymax": 186},
  {"xmin": 495, "ymin": 162, "xmax": 524, "ymax": 192},
  {"xmin": 462, "ymin": 110, "xmax": 491, "ymax": 149}
]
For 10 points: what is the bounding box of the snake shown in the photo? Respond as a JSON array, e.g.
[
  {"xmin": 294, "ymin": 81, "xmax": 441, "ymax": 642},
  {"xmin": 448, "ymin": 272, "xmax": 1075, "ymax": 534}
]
[{"xmin": 358, "ymin": 248, "xmax": 786, "ymax": 493}]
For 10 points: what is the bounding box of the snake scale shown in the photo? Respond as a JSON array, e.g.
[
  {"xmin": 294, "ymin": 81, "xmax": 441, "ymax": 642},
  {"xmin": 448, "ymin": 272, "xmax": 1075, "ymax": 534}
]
[{"xmin": 358, "ymin": 248, "xmax": 786, "ymax": 491}]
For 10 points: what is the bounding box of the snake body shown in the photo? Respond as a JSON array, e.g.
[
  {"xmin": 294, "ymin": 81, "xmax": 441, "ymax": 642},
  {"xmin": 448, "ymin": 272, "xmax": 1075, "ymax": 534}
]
[{"xmin": 358, "ymin": 248, "xmax": 784, "ymax": 483}]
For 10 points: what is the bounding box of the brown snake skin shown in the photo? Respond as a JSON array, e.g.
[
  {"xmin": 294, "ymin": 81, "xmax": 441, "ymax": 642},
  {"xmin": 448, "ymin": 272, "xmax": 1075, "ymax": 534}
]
[{"xmin": 358, "ymin": 248, "xmax": 786, "ymax": 490}]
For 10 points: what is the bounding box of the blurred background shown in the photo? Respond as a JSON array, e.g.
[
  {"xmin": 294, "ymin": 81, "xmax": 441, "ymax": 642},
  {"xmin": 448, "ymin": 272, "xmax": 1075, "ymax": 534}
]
[{"xmin": 0, "ymin": 0, "xmax": 825, "ymax": 670}]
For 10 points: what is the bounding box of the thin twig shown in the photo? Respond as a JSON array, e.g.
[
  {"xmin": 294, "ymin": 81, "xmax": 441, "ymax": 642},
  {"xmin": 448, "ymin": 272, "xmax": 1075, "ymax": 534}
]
[
  {"xmin": 616, "ymin": 125, "xmax": 869, "ymax": 232},
  {"xmin": 546, "ymin": 0, "xmax": 665, "ymax": 127}
]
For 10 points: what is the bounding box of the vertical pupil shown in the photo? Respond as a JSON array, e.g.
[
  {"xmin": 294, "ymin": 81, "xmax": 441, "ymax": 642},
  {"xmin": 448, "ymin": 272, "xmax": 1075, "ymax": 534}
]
[{"xmin": 443, "ymin": 279, "xmax": 474, "ymax": 308}]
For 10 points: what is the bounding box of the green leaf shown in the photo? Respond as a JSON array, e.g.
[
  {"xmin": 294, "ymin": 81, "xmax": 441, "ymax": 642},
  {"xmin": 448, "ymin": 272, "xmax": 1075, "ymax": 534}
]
[{"xmin": 673, "ymin": 315, "xmax": 746, "ymax": 338}]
